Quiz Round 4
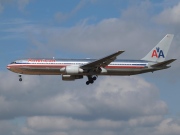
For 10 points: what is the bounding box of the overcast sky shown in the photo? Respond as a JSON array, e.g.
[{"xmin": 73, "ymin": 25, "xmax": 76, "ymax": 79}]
[{"xmin": 0, "ymin": 0, "xmax": 180, "ymax": 135}]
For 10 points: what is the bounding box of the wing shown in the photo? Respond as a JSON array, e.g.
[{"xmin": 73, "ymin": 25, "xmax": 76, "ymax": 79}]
[{"xmin": 81, "ymin": 50, "xmax": 124, "ymax": 69}]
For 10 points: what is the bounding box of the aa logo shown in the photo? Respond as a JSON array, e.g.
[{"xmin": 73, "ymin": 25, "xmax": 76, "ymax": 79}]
[{"xmin": 151, "ymin": 47, "xmax": 165, "ymax": 58}]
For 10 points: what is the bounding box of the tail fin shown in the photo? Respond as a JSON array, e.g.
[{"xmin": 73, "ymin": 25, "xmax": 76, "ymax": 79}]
[{"xmin": 141, "ymin": 34, "xmax": 174, "ymax": 62}]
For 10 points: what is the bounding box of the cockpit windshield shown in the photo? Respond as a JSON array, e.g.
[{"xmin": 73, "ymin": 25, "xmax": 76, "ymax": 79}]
[{"xmin": 10, "ymin": 62, "xmax": 16, "ymax": 64}]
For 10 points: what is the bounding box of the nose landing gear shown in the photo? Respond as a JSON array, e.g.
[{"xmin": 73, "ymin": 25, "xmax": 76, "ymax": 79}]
[{"xmin": 19, "ymin": 74, "xmax": 22, "ymax": 82}]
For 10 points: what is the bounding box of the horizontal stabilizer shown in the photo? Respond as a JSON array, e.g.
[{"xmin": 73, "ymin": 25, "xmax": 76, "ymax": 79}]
[{"xmin": 151, "ymin": 59, "xmax": 176, "ymax": 67}]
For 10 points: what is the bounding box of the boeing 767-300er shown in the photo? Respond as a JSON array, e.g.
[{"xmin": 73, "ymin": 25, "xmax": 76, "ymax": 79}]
[{"xmin": 7, "ymin": 34, "xmax": 176, "ymax": 85}]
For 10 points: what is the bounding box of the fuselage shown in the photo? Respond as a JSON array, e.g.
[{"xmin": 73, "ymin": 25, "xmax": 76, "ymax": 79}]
[{"xmin": 7, "ymin": 58, "xmax": 161, "ymax": 76}]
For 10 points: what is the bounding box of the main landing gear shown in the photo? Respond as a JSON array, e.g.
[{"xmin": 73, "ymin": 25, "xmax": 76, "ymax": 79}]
[
  {"xmin": 86, "ymin": 75, "xmax": 97, "ymax": 85},
  {"xmin": 19, "ymin": 74, "xmax": 22, "ymax": 82}
]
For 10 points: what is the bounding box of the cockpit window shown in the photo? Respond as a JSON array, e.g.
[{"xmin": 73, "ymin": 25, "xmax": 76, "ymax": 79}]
[{"xmin": 10, "ymin": 62, "xmax": 16, "ymax": 64}]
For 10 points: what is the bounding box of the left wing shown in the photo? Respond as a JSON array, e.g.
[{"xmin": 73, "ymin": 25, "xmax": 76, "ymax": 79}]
[{"xmin": 81, "ymin": 50, "xmax": 124, "ymax": 69}]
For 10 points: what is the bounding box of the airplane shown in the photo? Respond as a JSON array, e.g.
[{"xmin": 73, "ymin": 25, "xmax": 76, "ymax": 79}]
[{"xmin": 7, "ymin": 34, "xmax": 176, "ymax": 85}]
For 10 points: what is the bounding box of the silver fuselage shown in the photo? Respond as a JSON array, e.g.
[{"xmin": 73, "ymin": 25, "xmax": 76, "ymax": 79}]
[{"xmin": 7, "ymin": 58, "xmax": 166, "ymax": 76}]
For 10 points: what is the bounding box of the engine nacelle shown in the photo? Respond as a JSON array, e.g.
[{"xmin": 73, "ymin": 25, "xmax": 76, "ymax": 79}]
[
  {"xmin": 60, "ymin": 66, "xmax": 83, "ymax": 74},
  {"xmin": 62, "ymin": 75, "xmax": 83, "ymax": 81}
]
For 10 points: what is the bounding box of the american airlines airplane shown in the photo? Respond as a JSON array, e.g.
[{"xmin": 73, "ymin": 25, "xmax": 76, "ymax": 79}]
[{"xmin": 7, "ymin": 34, "xmax": 176, "ymax": 85}]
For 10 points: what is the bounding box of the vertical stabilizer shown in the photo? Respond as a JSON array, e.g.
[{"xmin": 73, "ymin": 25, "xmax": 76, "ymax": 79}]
[{"xmin": 142, "ymin": 34, "xmax": 174, "ymax": 62}]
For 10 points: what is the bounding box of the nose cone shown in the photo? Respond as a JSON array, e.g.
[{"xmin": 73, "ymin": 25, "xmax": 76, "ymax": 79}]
[{"xmin": 7, "ymin": 65, "xmax": 11, "ymax": 70}]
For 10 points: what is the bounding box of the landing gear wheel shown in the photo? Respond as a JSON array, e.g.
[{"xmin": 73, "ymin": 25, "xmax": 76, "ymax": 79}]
[
  {"xmin": 19, "ymin": 78, "xmax": 22, "ymax": 82},
  {"xmin": 19, "ymin": 74, "xmax": 22, "ymax": 82},
  {"xmin": 86, "ymin": 75, "xmax": 98, "ymax": 85},
  {"xmin": 86, "ymin": 81, "xmax": 89, "ymax": 85},
  {"xmin": 92, "ymin": 76, "xmax": 97, "ymax": 80}
]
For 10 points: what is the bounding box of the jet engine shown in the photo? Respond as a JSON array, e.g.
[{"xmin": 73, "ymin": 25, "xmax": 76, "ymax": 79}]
[{"xmin": 60, "ymin": 66, "xmax": 84, "ymax": 74}]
